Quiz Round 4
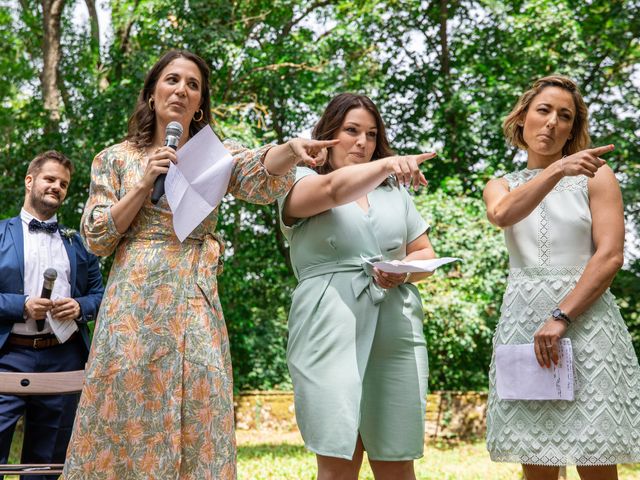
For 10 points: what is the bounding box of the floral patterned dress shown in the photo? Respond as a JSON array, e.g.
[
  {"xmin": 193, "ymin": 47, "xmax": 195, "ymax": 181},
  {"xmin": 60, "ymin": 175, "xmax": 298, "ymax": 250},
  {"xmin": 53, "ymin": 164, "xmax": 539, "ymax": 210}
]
[{"xmin": 62, "ymin": 140, "xmax": 293, "ymax": 480}]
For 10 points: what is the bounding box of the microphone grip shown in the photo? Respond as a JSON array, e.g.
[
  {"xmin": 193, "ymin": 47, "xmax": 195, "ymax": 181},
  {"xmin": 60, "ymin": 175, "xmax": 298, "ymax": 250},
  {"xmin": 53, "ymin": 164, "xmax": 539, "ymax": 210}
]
[
  {"xmin": 150, "ymin": 139, "xmax": 177, "ymax": 204},
  {"xmin": 36, "ymin": 286, "xmax": 53, "ymax": 332},
  {"xmin": 151, "ymin": 173, "xmax": 167, "ymax": 204}
]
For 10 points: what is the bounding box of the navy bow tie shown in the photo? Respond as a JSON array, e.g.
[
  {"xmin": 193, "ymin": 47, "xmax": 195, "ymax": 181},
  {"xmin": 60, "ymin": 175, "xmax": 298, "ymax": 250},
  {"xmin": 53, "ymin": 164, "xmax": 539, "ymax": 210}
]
[{"xmin": 28, "ymin": 218, "xmax": 58, "ymax": 234}]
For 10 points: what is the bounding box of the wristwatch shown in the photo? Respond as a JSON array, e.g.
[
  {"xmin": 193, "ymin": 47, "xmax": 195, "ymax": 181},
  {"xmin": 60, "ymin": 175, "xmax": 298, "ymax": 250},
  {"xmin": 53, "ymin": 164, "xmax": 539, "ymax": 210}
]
[{"xmin": 551, "ymin": 307, "xmax": 572, "ymax": 325}]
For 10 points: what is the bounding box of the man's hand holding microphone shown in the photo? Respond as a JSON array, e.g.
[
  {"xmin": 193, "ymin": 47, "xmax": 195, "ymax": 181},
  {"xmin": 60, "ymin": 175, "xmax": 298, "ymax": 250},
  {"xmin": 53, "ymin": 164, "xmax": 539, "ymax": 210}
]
[{"xmin": 24, "ymin": 268, "xmax": 80, "ymax": 331}]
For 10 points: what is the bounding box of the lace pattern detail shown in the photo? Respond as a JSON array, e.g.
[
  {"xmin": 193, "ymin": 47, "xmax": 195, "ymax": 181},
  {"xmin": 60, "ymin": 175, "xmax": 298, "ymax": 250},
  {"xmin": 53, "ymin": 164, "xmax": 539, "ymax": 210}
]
[
  {"xmin": 538, "ymin": 201, "xmax": 550, "ymax": 266},
  {"xmin": 490, "ymin": 168, "xmax": 640, "ymax": 466},
  {"xmin": 553, "ymin": 175, "xmax": 588, "ymax": 193},
  {"xmin": 487, "ymin": 273, "xmax": 640, "ymax": 465},
  {"xmin": 490, "ymin": 452, "xmax": 640, "ymax": 467},
  {"xmin": 503, "ymin": 170, "xmax": 535, "ymax": 190},
  {"xmin": 503, "ymin": 168, "xmax": 588, "ymax": 193},
  {"xmin": 508, "ymin": 265, "xmax": 585, "ymax": 279}
]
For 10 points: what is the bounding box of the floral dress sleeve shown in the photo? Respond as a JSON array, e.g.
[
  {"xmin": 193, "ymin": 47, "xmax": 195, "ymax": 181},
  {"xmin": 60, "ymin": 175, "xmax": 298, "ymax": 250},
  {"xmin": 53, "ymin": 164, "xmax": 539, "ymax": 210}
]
[
  {"xmin": 223, "ymin": 139, "xmax": 295, "ymax": 204},
  {"xmin": 80, "ymin": 144, "xmax": 127, "ymax": 257}
]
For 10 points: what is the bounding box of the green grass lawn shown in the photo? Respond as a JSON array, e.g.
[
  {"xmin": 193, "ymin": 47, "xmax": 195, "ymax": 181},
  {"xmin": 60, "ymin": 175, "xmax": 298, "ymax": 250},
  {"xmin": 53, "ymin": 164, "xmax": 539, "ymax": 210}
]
[
  {"xmin": 7, "ymin": 428, "xmax": 640, "ymax": 479},
  {"xmin": 236, "ymin": 431, "xmax": 640, "ymax": 480}
]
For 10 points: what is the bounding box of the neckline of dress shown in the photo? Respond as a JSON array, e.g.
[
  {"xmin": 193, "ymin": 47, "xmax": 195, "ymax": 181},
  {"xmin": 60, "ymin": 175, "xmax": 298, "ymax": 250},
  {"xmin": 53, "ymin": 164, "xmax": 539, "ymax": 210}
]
[{"xmin": 354, "ymin": 193, "xmax": 371, "ymax": 215}]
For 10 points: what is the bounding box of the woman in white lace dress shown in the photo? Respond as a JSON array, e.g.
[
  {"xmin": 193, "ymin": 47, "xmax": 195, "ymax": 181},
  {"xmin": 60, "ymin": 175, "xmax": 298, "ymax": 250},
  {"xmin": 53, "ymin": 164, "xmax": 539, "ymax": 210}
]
[{"xmin": 483, "ymin": 75, "xmax": 640, "ymax": 480}]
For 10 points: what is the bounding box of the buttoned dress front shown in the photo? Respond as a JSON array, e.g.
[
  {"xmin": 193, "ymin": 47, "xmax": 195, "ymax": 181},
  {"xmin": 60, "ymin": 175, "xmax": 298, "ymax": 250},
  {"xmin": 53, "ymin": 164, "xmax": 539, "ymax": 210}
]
[
  {"xmin": 62, "ymin": 140, "xmax": 293, "ymax": 480},
  {"xmin": 278, "ymin": 167, "xmax": 430, "ymax": 461}
]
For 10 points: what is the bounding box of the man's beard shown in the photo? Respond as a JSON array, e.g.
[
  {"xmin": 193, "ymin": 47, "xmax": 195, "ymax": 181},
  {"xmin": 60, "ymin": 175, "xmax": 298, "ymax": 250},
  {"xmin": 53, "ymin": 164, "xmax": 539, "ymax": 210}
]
[{"xmin": 30, "ymin": 190, "xmax": 61, "ymax": 218}]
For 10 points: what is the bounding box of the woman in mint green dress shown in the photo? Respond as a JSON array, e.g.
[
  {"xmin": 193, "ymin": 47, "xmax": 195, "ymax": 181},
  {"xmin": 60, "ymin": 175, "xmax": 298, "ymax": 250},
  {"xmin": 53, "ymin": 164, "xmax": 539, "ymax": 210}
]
[
  {"xmin": 278, "ymin": 93, "xmax": 437, "ymax": 480},
  {"xmin": 484, "ymin": 75, "xmax": 640, "ymax": 479}
]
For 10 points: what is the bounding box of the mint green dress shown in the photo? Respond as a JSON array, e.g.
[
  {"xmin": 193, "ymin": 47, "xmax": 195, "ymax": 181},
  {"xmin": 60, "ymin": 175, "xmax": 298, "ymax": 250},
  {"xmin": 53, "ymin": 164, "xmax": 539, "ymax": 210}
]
[{"xmin": 278, "ymin": 167, "xmax": 430, "ymax": 461}]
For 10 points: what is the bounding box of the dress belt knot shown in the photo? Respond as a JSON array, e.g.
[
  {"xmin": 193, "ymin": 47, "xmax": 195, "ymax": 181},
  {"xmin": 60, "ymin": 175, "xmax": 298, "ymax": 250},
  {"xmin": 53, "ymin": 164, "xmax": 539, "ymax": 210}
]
[
  {"xmin": 296, "ymin": 256, "xmax": 388, "ymax": 305},
  {"xmin": 351, "ymin": 255, "xmax": 387, "ymax": 305}
]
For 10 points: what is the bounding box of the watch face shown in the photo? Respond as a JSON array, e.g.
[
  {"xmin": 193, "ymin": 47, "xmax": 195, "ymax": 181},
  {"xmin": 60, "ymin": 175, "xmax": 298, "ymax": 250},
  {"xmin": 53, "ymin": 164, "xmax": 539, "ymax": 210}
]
[{"xmin": 552, "ymin": 308, "xmax": 561, "ymax": 318}]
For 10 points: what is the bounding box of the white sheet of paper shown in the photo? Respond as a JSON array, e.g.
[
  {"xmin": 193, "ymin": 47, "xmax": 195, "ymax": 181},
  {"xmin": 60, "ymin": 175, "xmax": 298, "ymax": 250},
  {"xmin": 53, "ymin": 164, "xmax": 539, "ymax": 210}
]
[
  {"xmin": 496, "ymin": 338, "xmax": 574, "ymax": 401},
  {"xmin": 365, "ymin": 257, "xmax": 462, "ymax": 274},
  {"xmin": 47, "ymin": 294, "xmax": 78, "ymax": 343},
  {"xmin": 165, "ymin": 125, "xmax": 234, "ymax": 241}
]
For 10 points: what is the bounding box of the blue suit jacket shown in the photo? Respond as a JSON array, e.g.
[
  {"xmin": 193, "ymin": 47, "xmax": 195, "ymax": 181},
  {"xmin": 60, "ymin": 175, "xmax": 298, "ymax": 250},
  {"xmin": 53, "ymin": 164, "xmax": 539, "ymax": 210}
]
[{"xmin": 0, "ymin": 216, "xmax": 104, "ymax": 357}]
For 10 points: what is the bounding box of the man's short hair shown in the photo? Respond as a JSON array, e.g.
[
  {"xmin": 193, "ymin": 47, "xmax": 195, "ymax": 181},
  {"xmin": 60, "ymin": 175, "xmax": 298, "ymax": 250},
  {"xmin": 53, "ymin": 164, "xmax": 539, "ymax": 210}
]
[{"xmin": 26, "ymin": 150, "xmax": 74, "ymax": 177}]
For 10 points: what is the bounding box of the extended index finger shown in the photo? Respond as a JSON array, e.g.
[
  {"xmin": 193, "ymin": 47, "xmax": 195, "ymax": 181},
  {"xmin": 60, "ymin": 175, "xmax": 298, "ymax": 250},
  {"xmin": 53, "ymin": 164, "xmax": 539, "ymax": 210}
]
[
  {"xmin": 414, "ymin": 152, "xmax": 437, "ymax": 165},
  {"xmin": 586, "ymin": 144, "xmax": 614, "ymax": 157},
  {"xmin": 310, "ymin": 139, "xmax": 341, "ymax": 148}
]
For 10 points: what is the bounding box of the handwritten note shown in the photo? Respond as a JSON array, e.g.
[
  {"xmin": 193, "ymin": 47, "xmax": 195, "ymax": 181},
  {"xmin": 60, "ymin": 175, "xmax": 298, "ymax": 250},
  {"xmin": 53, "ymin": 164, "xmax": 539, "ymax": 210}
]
[{"xmin": 496, "ymin": 338, "xmax": 574, "ymax": 401}]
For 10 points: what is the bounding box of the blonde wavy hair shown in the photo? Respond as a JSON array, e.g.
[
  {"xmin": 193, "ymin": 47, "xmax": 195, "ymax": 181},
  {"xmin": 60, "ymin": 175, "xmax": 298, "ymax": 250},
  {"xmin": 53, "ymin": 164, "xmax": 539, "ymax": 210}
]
[{"xmin": 503, "ymin": 75, "xmax": 590, "ymax": 156}]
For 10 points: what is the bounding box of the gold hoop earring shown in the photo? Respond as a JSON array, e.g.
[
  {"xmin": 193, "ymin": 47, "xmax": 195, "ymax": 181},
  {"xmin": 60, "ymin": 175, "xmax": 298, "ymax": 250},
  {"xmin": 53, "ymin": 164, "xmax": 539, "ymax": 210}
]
[
  {"xmin": 193, "ymin": 109, "xmax": 204, "ymax": 122},
  {"xmin": 148, "ymin": 98, "xmax": 155, "ymax": 111}
]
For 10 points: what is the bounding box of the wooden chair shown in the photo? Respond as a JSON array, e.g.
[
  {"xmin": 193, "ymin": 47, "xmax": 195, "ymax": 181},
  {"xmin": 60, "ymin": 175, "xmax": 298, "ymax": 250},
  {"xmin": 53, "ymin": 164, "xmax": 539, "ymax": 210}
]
[{"xmin": 0, "ymin": 370, "xmax": 84, "ymax": 476}]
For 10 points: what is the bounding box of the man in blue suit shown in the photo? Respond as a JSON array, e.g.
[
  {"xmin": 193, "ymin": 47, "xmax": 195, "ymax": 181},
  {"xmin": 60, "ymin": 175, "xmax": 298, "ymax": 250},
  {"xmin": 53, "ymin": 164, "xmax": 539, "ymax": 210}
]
[{"xmin": 0, "ymin": 150, "xmax": 104, "ymax": 478}]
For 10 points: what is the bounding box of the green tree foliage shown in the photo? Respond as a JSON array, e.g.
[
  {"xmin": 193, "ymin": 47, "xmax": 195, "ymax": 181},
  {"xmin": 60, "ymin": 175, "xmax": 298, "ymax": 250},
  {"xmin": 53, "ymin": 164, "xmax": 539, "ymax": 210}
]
[
  {"xmin": 414, "ymin": 179, "xmax": 508, "ymax": 390},
  {"xmin": 0, "ymin": 0, "xmax": 638, "ymax": 390},
  {"xmin": 610, "ymin": 259, "xmax": 640, "ymax": 349}
]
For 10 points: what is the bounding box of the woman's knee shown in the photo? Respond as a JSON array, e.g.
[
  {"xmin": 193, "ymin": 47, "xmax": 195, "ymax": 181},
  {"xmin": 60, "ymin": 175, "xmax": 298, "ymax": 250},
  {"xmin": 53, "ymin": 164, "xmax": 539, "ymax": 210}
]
[
  {"xmin": 522, "ymin": 464, "xmax": 559, "ymax": 480},
  {"xmin": 576, "ymin": 464, "xmax": 618, "ymax": 480},
  {"xmin": 369, "ymin": 459, "xmax": 415, "ymax": 480},
  {"xmin": 316, "ymin": 454, "xmax": 361, "ymax": 480}
]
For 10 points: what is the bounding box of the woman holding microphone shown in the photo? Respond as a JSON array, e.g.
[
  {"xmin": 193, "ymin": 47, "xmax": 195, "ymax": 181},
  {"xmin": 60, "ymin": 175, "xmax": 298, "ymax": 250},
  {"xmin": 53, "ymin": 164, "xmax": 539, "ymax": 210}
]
[{"xmin": 62, "ymin": 50, "xmax": 335, "ymax": 479}]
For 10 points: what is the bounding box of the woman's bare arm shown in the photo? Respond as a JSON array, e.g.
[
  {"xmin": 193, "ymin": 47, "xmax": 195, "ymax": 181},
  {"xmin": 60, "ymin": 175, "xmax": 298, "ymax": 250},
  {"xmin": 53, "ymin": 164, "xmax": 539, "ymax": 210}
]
[
  {"xmin": 484, "ymin": 145, "xmax": 612, "ymax": 228},
  {"xmin": 533, "ymin": 165, "xmax": 624, "ymax": 367},
  {"xmin": 283, "ymin": 153, "xmax": 434, "ymax": 225}
]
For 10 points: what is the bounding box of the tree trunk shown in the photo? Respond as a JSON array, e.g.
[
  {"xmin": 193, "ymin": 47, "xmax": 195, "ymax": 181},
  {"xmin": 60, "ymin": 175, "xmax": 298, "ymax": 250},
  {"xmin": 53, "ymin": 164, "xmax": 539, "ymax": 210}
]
[
  {"xmin": 438, "ymin": 0, "xmax": 458, "ymax": 165},
  {"xmin": 265, "ymin": 90, "xmax": 294, "ymax": 275},
  {"xmin": 84, "ymin": 0, "xmax": 109, "ymax": 91},
  {"xmin": 112, "ymin": 0, "xmax": 140, "ymax": 81},
  {"xmin": 41, "ymin": 0, "xmax": 65, "ymax": 132},
  {"xmin": 84, "ymin": 0, "xmax": 100, "ymax": 50}
]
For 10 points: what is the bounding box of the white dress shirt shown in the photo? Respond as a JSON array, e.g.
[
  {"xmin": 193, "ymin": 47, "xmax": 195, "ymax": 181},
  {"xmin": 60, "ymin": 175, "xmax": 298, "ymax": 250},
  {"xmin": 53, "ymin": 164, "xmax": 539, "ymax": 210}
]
[{"xmin": 12, "ymin": 208, "xmax": 72, "ymax": 335}]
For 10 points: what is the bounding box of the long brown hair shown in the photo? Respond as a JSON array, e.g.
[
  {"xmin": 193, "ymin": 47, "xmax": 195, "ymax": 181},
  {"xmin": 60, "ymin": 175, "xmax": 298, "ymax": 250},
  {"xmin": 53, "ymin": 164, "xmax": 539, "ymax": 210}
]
[
  {"xmin": 312, "ymin": 93, "xmax": 394, "ymax": 177},
  {"xmin": 126, "ymin": 50, "xmax": 213, "ymax": 148},
  {"xmin": 503, "ymin": 75, "xmax": 590, "ymax": 156}
]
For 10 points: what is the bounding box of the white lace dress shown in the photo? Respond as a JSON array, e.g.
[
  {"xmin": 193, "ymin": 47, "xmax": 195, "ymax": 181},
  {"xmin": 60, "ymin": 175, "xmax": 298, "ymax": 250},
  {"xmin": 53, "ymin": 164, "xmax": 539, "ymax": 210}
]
[{"xmin": 486, "ymin": 169, "xmax": 640, "ymax": 466}]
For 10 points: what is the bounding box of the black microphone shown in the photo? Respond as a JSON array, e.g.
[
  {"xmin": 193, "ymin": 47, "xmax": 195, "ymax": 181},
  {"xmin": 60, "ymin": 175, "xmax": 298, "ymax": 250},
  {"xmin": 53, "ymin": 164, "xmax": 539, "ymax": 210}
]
[
  {"xmin": 151, "ymin": 121, "xmax": 184, "ymax": 204},
  {"xmin": 37, "ymin": 268, "xmax": 57, "ymax": 332}
]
